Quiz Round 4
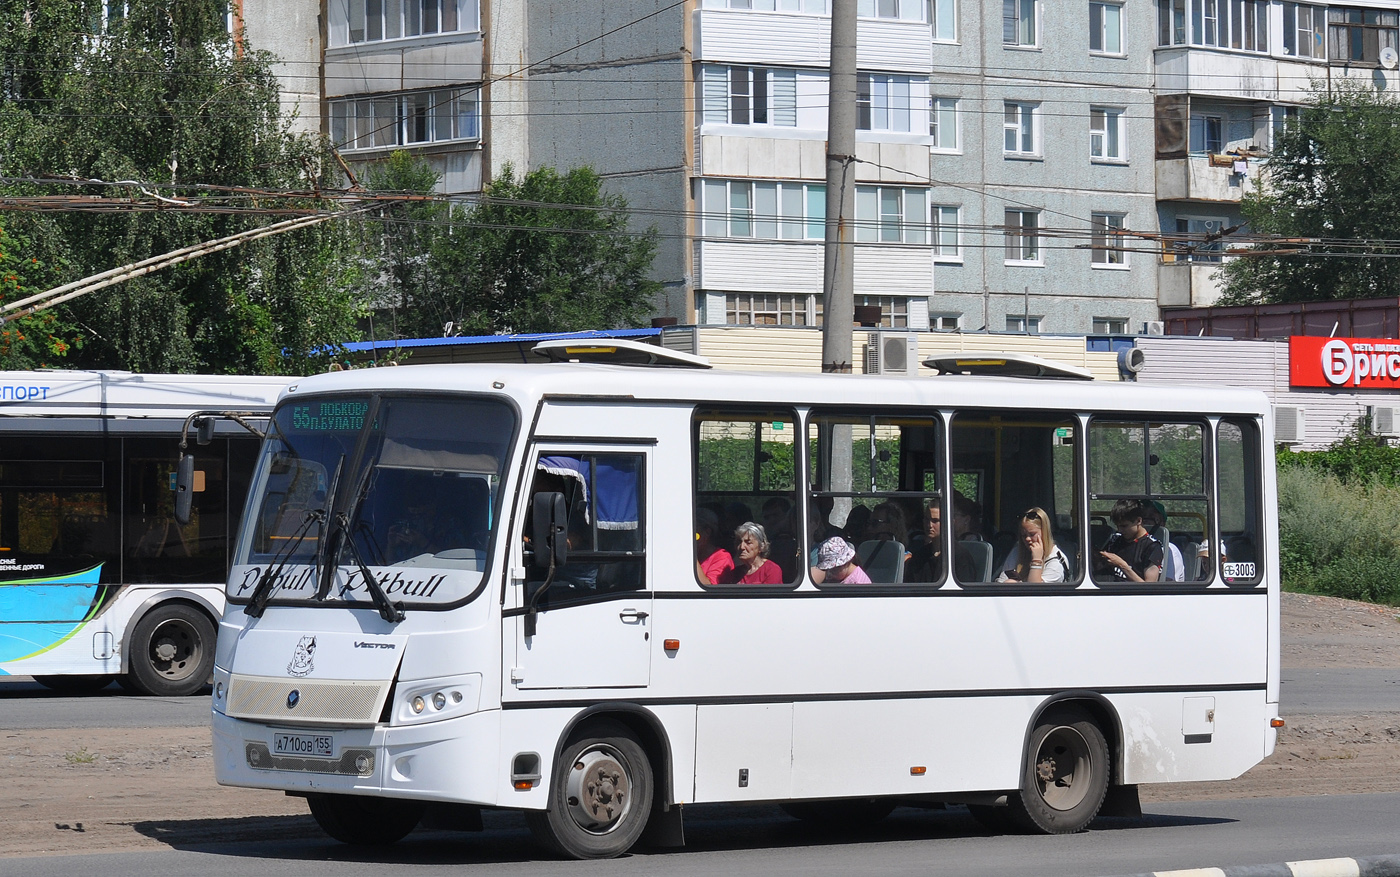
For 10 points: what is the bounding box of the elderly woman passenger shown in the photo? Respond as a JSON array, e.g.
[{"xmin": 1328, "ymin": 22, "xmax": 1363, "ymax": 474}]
[{"xmin": 718, "ymin": 521, "xmax": 785, "ymax": 585}]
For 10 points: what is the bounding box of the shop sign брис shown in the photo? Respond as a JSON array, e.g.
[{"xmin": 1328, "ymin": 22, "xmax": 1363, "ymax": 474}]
[{"xmin": 1290, "ymin": 336, "xmax": 1400, "ymax": 388}]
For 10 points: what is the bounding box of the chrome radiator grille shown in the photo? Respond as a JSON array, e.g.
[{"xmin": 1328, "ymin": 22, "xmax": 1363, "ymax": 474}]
[{"xmin": 225, "ymin": 674, "xmax": 390, "ymax": 726}]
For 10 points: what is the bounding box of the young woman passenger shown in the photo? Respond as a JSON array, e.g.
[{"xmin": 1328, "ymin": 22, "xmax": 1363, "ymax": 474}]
[
  {"xmin": 996, "ymin": 507, "xmax": 1070, "ymax": 583},
  {"xmin": 718, "ymin": 522, "xmax": 785, "ymax": 585},
  {"xmin": 694, "ymin": 508, "xmax": 735, "ymax": 585}
]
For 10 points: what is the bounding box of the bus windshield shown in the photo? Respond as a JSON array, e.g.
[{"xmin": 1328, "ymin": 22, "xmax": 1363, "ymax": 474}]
[{"xmin": 230, "ymin": 393, "xmax": 516, "ymax": 609}]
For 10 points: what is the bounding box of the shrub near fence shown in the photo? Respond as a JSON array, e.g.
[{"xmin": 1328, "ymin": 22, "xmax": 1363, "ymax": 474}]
[{"xmin": 1277, "ymin": 466, "xmax": 1400, "ymax": 605}]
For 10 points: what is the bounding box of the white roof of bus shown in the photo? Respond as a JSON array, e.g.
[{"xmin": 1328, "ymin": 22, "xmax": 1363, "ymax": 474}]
[
  {"xmin": 0, "ymin": 371, "xmax": 289, "ymax": 417},
  {"xmin": 281, "ymin": 362, "xmax": 1270, "ymax": 418}
]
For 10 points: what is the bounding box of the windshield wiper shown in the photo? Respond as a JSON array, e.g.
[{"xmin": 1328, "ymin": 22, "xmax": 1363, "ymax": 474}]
[
  {"xmin": 333, "ymin": 510, "xmax": 406, "ymax": 623},
  {"xmin": 245, "ymin": 508, "xmax": 323, "ymax": 618}
]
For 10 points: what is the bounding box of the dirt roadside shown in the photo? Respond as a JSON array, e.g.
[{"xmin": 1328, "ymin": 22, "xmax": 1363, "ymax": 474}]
[{"xmin": 2, "ymin": 591, "xmax": 1399, "ymax": 857}]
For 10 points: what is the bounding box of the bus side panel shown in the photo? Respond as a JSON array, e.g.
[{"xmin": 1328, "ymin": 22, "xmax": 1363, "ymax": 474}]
[{"xmin": 1113, "ymin": 689, "xmax": 1271, "ymax": 784}]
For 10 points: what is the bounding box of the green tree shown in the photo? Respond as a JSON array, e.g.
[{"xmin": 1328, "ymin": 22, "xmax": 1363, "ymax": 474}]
[
  {"xmin": 0, "ymin": 0, "xmax": 362, "ymax": 374},
  {"xmin": 428, "ymin": 164, "xmax": 661, "ymax": 337},
  {"xmin": 358, "ymin": 151, "xmax": 448, "ymax": 343},
  {"xmin": 0, "ymin": 221, "xmax": 81, "ymax": 368},
  {"xmin": 1219, "ymin": 81, "xmax": 1400, "ymax": 304}
]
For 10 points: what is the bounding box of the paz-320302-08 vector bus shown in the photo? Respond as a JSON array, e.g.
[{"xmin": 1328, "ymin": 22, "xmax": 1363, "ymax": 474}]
[
  {"xmin": 0, "ymin": 370, "xmax": 285, "ymax": 696},
  {"xmin": 207, "ymin": 340, "xmax": 1280, "ymax": 859}
]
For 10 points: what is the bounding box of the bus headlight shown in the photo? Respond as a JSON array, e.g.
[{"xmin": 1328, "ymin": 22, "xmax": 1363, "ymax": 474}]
[{"xmin": 393, "ymin": 674, "xmax": 483, "ymax": 726}]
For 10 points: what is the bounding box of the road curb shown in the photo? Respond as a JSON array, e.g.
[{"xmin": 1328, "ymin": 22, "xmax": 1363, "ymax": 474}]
[{"xmin": 1113, "ymin": 854, "xmax": 1400, "ymax": 877}]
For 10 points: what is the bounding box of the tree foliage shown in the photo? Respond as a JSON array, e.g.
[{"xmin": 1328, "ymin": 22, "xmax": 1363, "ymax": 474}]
[
  {"xmin": 0, "ymin": 221, "xmax": 81, "ymax": 367},
  {"xmin": 1219, "ymin": 81, "xmax": 1400, "ymax": 305},
  {"xmin": 0, "ymin": 0, "xmax": 362, "ymax": 373},
  {"xmin": 422, "ymin": 164, "xmax": 661, "ymax": 338}
]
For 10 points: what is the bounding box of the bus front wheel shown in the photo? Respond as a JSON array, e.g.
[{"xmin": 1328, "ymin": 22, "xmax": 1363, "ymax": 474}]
[
  {"xmin": 526, "ymin": 720, "xmax": 654, "ymax": 859},
  {"xmin": 1007, "ymin": 707, "xmax": 1110, "ymax": 834},
  {"xmin": 124, "ymin": 603, "xmax": 216, "ymax": 697},
  {"xmin": 307, "ymin": 794, "xmax": 425, "ymax": 845}
]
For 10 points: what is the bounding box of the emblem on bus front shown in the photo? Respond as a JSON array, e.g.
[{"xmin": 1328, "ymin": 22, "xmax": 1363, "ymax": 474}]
[
  {"xmin": 287, "ymin": 636, "xmax": 316, "ymax": 677},
  {"xmin": 287, "ymin": 689, "xmax": 300, "ymax": 709}
]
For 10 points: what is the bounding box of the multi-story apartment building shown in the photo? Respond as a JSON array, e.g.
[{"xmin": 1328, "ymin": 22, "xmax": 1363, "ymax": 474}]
[{"xmin": 240, "ymin": 0, "xmax": 1400, "ymax": 332}]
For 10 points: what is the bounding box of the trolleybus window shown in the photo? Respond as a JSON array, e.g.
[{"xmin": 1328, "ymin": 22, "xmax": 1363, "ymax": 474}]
[
  {"xmin": 807, "ymin": 411, "xmax": 942, "ymax": 585},
  {"xmin": 950, "ymin": 411, "xmax": 1082, "ymax": 586},
  {"xmin": 693, "ymin": 409, "xmax": 800, "ymax": 587},
  {"xmin": 526, "ymin": 453, "xmax": 646, "ymax": 603},
  {"xmin": 1216, "ymin": 418, "xmax": 1263, "ymax": 586},
  {"xmin": 1089, "ymin": 419, "xmax": 1208, "ymax": 585}
]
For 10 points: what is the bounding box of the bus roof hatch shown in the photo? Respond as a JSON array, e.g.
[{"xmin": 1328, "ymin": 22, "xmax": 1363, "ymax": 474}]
[
  {"xmin": 532, "ymin": 338, "xmax": 712, "ymax": 369},
  {"xmin": 922, "ymin": 351, "xmax": 1095, "ymax": 381}
]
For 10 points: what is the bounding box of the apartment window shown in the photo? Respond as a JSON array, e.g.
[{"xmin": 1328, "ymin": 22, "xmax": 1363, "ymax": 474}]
[
  {"xmin": 1090, "ymin": 2, "xmax": 1123, "ymax": 53},
  {"xmin": 1328, "ymin": 8, "xmax": 1399, "ymax": 64},
  {"xmin": 1004, "ymin": 0, "xmax": 1037, "ymax": 45},
  {"xmin": 711, "ymin": 0, "xmax": 831, "ymax": 11},
  {"xmin": 1233, "ymin": 0, "xmax": 1269, "ymax": 51},
  {"xmin": 1092, "ymin": 213, "xmax": 1128, "ymax": 266},
  {"xmin": 1004, "ymin": 209, "xmax": 1041, "ymax": 263},
  {"xmin": 1270, "ymin": 105, "xmax": 1300, "ymax": 149},
  {"xmin": 858, "ymin": 0, "xmax": 927, "ymax": 21},
  {"xmin": 855, "ymin": 187, "xmax": 928, "ymax": 244},
  {"xmin": 1004, "ymin": 102, "xmax": 1038, "ymax": 155},
  {"xmin": 1195, "ymin": 0, "xmax": 1221, "ymax": 45},
  {"xmin": 930, "ymin": 97, "xmax": 959, "ymax": 150},
  {"xmin": 702, "ymin": 65, "xmax": 799, "ymax": 127},
  {"xmin": 702, "ymin": 180, "xmax": 827, "ymax": 241},
  {"xmin": 727, "ymin": 293, "xmax": 818, "ymax": 326},
  {"xmin": 932, "ymin": 205, "xmax": 961, "ymax": 260},
  {"xmin": 1159, "ymin": 0, "xmax": 1187, "ymax": 44},
  {"xmin": 1172, "ymin": 217, "xmax": 1224, "ymax": 263},
  {"xmin": 337, "ymin": 0, "xmax": 479, "ymax": 46},
  {"xmin": 855, "ymin": 295, "xmax": 910, "ymax": 328},
  {"xmin": 1090, "ymin": 107, "xmax": 1125, "ymax": 161},
  {"xmin": 331, "ymin": 87, "xmax": 480, "ymax": 150},
  {"xmin": 1283, "ymin": 3, "xmax": 1326, "ymax": 57},
  {"xmin": 1188, "ymin": 114, "xmax": 1223, "ymax": 154},
  {"xmin": 858, "ymin": 73, "xmax": 916, "ymax": 133},
  {"xmin": 1006, "ymin": 314, "xmax": 1042, "ymax": 333},
  {"xmin": 931, "ymin": 312, "xmax": 962, "ymax": 331},
  {"xmin": 933, "ymin": 0, "xmax": 957, "ymax": 40},
  {"xmin": 1091, "ymin": 317, "xmax": 1129, "ymax": 334}
]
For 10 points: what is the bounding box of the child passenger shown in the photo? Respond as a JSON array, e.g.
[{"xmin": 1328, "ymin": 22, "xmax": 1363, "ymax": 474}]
[{"xmin": 814, "ymin": 537, "xmax": 870, "ymax": 585}]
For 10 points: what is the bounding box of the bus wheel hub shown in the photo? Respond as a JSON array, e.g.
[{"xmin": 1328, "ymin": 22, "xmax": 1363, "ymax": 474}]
[{"xmin": 566, "ymin": 748, "xmax": 631, "ymax": 833}]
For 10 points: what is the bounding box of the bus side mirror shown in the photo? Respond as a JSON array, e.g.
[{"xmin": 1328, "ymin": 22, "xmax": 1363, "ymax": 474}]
[
  {"xmin": 531, "ymin": 492, "xmax": 568, "ymax": 569},
  {"xmin": 174, "ymin": 454, "xmax": 196, "ymax": 526},
  {"xmin": 196, "ymin": 417, "xmax": 216, "ymax": 445}
]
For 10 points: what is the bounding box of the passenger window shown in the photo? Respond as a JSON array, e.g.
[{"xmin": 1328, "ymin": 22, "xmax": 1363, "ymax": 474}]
[
  {"xmin": 807, "ymin": 411, "xmax": 942, "ymax": 585},
  {"xmin": 526, "ymin": 453, "xmax": 645, "ymax": 601},
  {"xmin": 1089, "ymin": 420, "xmax": 1207, "ymax": 585},
  {"xmin": 950, "ymin": 411, "xmax": 1081, "ymax": 586},
  {"xmin": 1216, "ymin": 419, "xmax": 1263, "ymax": 586},
  {"xmin": 694, "ymin": 410, "xmax": 799, "ymax": 587}
]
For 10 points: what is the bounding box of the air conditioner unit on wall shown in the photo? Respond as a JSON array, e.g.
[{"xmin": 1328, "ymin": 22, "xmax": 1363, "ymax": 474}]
[
  {"xmin": 1274, "ymin": 405, "xmax": 1306, "ymax": 444},
  {"xmin": 1372, "ymin": 406, "xmax": 1399, "ymax": 437},
  {"xmin": 864, "ymin": 333, "xmax": 920, "ymax": 376},
  {"xmin": 1143, "ymin": 321, "xmax": 1165, "ymax": 335}
]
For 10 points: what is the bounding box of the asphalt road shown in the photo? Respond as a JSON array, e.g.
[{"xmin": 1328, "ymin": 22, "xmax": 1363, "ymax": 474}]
[
  {"xmin": 1, "ymin": 794, "xmax": 1398, "ymax": 877},
  {"xmin": 3, "ymin": 668, "xmax": 1398, "ymax": 730}
]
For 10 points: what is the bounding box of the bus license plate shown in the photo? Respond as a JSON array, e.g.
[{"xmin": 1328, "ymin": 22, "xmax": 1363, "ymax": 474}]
[{"xmin": 272, "ymin": 732, "xmax": 335, "ymax": 759}]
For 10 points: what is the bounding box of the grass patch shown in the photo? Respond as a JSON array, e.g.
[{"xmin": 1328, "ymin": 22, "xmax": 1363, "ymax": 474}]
[
  {"xmin": 1279, "ymin": 466, "xmax": 1400, "ymax": 606},
  {"xmin": 64, "ymin": 748, "xmax": 96, "ymax": 765}
]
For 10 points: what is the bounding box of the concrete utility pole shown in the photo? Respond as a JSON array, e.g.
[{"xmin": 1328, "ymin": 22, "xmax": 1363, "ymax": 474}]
[{"xmin": 821, "ymin": 0, "xmax": 858, "ymax": 374}]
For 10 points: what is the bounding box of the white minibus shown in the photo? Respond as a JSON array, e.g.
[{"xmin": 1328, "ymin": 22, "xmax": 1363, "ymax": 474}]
[
  {"xmin": 210, "ymin": 343, "xmax": 1279, "ymax": 857},
  {"xmin": 0, "ymin": 371, "xmax": 284, "ymax": 695}
]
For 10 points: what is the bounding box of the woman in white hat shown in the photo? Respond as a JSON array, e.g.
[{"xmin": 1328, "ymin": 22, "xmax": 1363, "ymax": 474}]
[{"xmin": 815, "ymin": 536, "xmax": 870, "ymax": 585}]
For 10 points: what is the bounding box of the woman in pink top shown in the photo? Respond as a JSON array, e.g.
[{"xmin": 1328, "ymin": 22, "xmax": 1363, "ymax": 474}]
[
  {"xmin": 694, "ymin": 508, "xmax": 735, "ymax": 584},
  {"xmin": 718, "ymin": 522, "xmax": 784, "ymax": 585},
  {"xmin": 814, "ymin": 537, "xmax": 870, "ymax": 584}
]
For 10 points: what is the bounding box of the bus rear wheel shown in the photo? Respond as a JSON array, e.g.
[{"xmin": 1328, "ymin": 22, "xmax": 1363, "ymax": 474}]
[
  {"xmin": 124, "ymin": 604, "xmax": 216, "ymax": 697},
  {"xmin": 526, "ymin": 720, "xmax": 653, "ymax": 859},
  {"xmin": 1007, "ymin": 707, "xmax": 1110, "ymax": 834},
  {"xmin": 307, "ymin": 794, "xmax": 425, "ymax": 845},
  {"xmin": 32, "ymin": 674, "xmax": 115, "ymax": 694}
]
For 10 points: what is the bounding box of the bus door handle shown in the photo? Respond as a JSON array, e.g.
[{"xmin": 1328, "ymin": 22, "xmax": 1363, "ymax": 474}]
[{"xmin": 618, "ymin": 609, "xmax": 649, "ymax": 624}]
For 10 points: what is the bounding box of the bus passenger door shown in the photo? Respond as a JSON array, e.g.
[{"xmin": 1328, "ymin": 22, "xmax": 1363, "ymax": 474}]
[{"xmin": 509, "ymin": 448, "xmax": 652, "ymax": 690}]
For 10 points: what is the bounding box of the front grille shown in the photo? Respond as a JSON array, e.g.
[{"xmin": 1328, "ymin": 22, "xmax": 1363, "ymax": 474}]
[
  {"xmin": 226, "ymin": 673, "xmax": 390, "ymax": 726},
  {"xmin": 245, "ymin": 742, "xmax": 376, "ymax": 776}
]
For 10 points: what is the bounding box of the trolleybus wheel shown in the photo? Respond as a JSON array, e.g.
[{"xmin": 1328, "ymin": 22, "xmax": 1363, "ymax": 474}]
[
  {"xmin": 124, "ymin": 603, "xmax": 215, "ymax": 697},
  {"xmin": 307, "ymin": 794, "xmax": 425, "ymax": 845},
  {"xmin": 526, "ymin": 720, "xmax": 654, "ymax": 859},
  {"xmin": 32, "ymin": 674, "xmax": 115, "ymax": 694},
  {"xmin": 1007, "ymin": 706, "xmax": 1110, "ymax": 834}
]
